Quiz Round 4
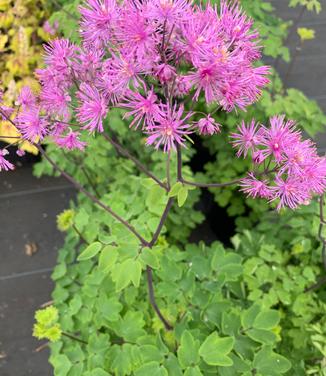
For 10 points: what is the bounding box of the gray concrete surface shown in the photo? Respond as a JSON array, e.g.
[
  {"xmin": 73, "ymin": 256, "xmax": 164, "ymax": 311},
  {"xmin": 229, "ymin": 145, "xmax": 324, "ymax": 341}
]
[{"xmin": 0, "ymin": 167, "xmax": 74, "ymax": 375}]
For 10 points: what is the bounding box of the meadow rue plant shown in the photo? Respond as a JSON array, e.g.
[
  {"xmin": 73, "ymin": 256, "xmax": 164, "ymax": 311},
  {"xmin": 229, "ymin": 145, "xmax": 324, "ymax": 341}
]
[{"xmin": 1, "ymin": 0, "xmax": 326, "ymax": 359}]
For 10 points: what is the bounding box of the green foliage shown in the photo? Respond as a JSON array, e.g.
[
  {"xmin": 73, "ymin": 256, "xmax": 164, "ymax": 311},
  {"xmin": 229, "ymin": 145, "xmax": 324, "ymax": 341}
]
[
  {"xmin": 33, "ymin": 306, "xmax": 62, "ymax": 342},
  {"xmin": 57, "ymin": 209, "xmax": 75, "ymax": 232},
  {"xmin": 48, "ymin": 232, "xmax": 300, "ymax": 375},
  {"xmin": 297, "ymin": 27, "xmax": 315, "ymax": 41},
  {"xmin": 289, "ymin": 0, "xmax": 322, "ymax": 13}
]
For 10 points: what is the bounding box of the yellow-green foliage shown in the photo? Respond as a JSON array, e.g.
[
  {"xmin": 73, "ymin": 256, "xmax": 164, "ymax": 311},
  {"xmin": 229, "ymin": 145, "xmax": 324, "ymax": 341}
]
[
  {"xmin": 0, "ymin": 0, "xmax": 54, "ymax": 153},
  {"xmin": 33, "ymin": 306, "xmax": 62, "ymax": 342}
]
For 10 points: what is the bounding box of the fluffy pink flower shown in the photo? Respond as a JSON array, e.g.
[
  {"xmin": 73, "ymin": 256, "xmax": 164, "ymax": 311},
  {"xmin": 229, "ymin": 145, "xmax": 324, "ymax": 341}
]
[
  {"xmin": 155, "ymin": 63, "xmax": 176, "ymax": 84},
  {"xmin": 259, "ymin": 115, "xmax": 300, "ymax": 162},
  {"xmin": 16, "ymin": 107, "xmax": 48, "ymax": 141},
  {"xmin": 43, "ymin": 20, "xmax": 59, "ymax": 35},
  {"xmin": 121, "ymin": 89, "xmax": 161, "ymax": 130},
  {"xmin": 197, "ymin": 115, "xmax": 221, "ymax": 135},
  {"xmin": 80, "ymin": 0, "xmax": 118, "ymax": 48},
  {"xmin": 271, "ymin": 176, "xmax": 310, "ymax": 211},
  {"xmin": 230, "ymin": 120, "xmax": 260, "ymax": 157},
  {"xmin": 40, "ymin": 87, "xmax": 71, "ymax": 119},
  {"xmin": 146, "ymin": 103, "xmax": 193, "ymax": 152},
  {"xmin": 0, "ymin": 149, "xmax": 14, "ymax": 171},
  {"xmin": 16, "ymin": 86, "xmax": 37, "ymax": 109},
  {"xmin": 116, "ymin": 3, "xmax": 156, "ymax": 61},
  {"xmin": 185, "ymin": 61, "xmax": 221, "ymax": 103},
  {"xmin": 76, "ymin": 83, "xmax": 108, "ymax": 132},
  {"xmin": 218, "ymin": 0, "xmax": 260, "ymax": 60},
  {"xmin": 102, "ymin": 54, "xmax": 147, "ymax": 97},
  {"xmin": 43, "ymin": 39, "xmax": 77, "ymax": 75},
  {"xmin": 240, "ymin": 173, "xmax": 272, "ymax": 199},
  {"xmin": 55, "ymin": 130, "xmax": 86, "ymax": 150},
  {"xmin": 146, "ymin": 0, "xmax": 192, "ymax": 24}
]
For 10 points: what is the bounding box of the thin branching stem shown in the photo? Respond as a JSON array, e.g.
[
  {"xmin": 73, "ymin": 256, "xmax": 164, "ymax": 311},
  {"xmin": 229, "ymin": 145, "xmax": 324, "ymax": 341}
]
[
  {"xmin": 103, "ymin": 132, "xmax": 168, "ymax": 191},
  {"xmin": 146, "ymin": 266, "xmax": 173, "ymax": 330}
]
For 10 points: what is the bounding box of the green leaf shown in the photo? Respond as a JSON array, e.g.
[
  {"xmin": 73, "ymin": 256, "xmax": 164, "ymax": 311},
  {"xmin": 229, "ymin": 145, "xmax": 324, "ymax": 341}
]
[
  {"xmin": 50, "ymin": 354, "xmax": 72, "ymax": 376},
  {"xmin": 139, "ymin": 248, "xmax": 160, "ymax": 269},
  {"xmin": 253, "ymin": 310, "xmax": 280, "ymax": 330},
  {"xmin": 78, "ymin": 242, "xmax": 102, "ymax": 261},
  {"xmin": 199, "ymin": 332, "xmax": 234, "ymax": 366},
  {"xmin": 168, "ymin": 182, "xmax": 183, "ymax": 198},
  {"xmin": 112, "ymin": 259, "xmax": 143, "ymax": 291},
  {"xmin": 134, "ymin": 362, "xmax": 168, "ymax": 376},
  {"xmin": 89, "ymin": 369, "xmax": 111, "ymax": 376},
  {"xmin": 297, "ymin": 27, "xmax": 315, "ymax": 41},
  {"xmin": 98, "ymin": 245, "xmax": 118, "ymax": 272},
  {"xmin": 184, "ymin": 366, "xmax": 203, "ymax": 376},
  {"xmin": 177, "ymin": 187, "xmax": 188, "ymax": 207},
  {"xmin": 247, "ymin": 329, "xmax": 277, "ymax": 345},
  {"xmin": 241, "ymin": 304, "xmax": 261, "ymax": 329},
  {"xmin": 98, "ymin": 296, "xmax": 123, "ymax": 322},
  {"xmin": 177, "ymin": 330, "xmax": 200, "ymax": 369},
  {"xmin": 253, "ymin": 346, "xmax": 292, "ymax": 375}
]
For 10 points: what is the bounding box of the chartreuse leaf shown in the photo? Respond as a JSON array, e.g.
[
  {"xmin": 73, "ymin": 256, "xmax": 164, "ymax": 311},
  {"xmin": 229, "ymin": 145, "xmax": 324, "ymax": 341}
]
[
  {"xmin": 253, "ymin": 346, "xmax": 292, "ymax": 375},
  {"xmin": 50, "ymin": 354, "xmax": 72, "ymax": 376},
  {"xmin": 134, "ymin": 362, "xmax": 168, "ymax": 376},
  {"xmin": 111, "ymin": 259, "xmax": 143, "ymax": 291},
  {"xmin": 177, "ymin": 186, "xmax": 188, "ymax": 207},
  {"xmin": 177, "ymin": 330, "xmax": 200, "ymax": 368},
  {"xmin": 297, "ymin": 27, "xmax": 315, "ymax": 41},
  {"xmin": 168, "ymin": 182, "xmax": 183, "ymax": 198},
  {"xmin": 89, "ymin": 369, "xmax": 111, "ymax": 376},
  {"xmin": 78, "ymin": 242, "xmax": 103, "ymax": 261},
  {"xmin": 199, "ymin": 332, "xmax": 235, "ymax": 366},
  {"xmin": 98, "ymin": 245, "xmax": 119, "ymax": 272},
  {"xmin": 241, "ymin": 304, "xmax": 261, "ymax": 329},
  {"xmin": 184, "ymin": 366, "xmax": 203, "ymax": 376},
  {"xmin": 139, "ymin": 247, "xmax": 160, "ymax": 269},
  {"xmin": 253, "ymin": 310, "xmax": 280, "ymax": 330}
]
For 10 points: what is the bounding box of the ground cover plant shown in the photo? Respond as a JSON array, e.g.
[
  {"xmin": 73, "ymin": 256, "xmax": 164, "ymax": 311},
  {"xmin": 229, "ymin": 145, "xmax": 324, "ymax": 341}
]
[{"xmin": 1, "ymin": 0, "xmax": 326, "ymax": 374}]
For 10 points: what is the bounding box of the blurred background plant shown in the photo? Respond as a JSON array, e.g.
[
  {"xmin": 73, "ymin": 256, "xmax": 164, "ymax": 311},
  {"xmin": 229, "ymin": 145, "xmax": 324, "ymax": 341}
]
[{"xmin": 0, "ymin": 0, "xmax": 58, "ymax": 153}]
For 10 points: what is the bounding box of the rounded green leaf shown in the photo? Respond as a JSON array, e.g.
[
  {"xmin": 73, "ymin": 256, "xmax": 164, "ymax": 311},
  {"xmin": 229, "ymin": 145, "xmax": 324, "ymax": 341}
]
[
  {"xmin": 177, "ymin": 330, "xmax": 200, "ymax": 369},
  {"xmin": 253, "ymin": 310, "xmax": 280, "ymax": 330},
  {"xmin": 78, "ymin": 242, "xmax": 102, "ymax": 261},
  {"xmin": 177, "ymin": 187, "xmax": 188, "ymax": 207},
  {"xmin": 199, "ymin": 332, "xmax": 234, "ymax": 366},
  {"xmin": 134, "ymin": 362, "xmax": 168, "ymax": 376}
]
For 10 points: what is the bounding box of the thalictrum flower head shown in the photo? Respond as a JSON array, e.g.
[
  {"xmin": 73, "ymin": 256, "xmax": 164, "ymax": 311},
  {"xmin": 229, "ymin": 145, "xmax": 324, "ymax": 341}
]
[
  {"xmin": 230, "ymin": 120, "xmax": 260, "ymax": 157},
  {"xmin": 76, "ymin": 83, "xmax": 108, "ymax": 132},
  {"xmin": 121, "ymin": 88, "xmax": 161, "ymax": 130},
  {"xmin": 55, "ymin": 130, "xmax": 86, "ymax": 150},
  {"xmin": 16, "ymin": 86, "xmax": 37, "ymax": 109},
  {"xmin": 16, "ymin": 107, "xmax": 48, "ymax": 141},
  {"xmin": 240, "ymin": 173, "xmax": 272, "ymax": 199},
  {"xmin": 146, "ymin": 103, "xmax": 193, "ymax": 152},
  {"xmin": 80, "ymin": 0, "xmax": 118, "ymax": 48},
  {"xmin": 0, "ymin": 149, "xmax": 14, "ymax": 171},
  {"xmin": 197, "ymin": 115, "xmax": 221, "ymax": 135}
]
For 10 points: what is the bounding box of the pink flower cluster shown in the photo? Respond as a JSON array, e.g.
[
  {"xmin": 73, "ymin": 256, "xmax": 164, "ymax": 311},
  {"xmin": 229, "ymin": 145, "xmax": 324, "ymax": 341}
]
[
  {"xmin": 0, "ymin": 0, "xmax": 268, "ymax": 159},
  {"xmin": 231, "ymin": 116, "xmax": 326, "ymax": 210}
]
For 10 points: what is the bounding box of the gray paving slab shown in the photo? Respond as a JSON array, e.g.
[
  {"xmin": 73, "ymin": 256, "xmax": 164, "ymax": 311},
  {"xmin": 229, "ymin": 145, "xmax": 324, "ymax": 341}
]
[
  {"xmin": 0, "ymin": 273, "xmax": 53, "ymax": 376},
  {"xmin": 276, "ymin": 55, "xmax": 326, "ymax": 98},
  {"xmin": 284, "ymin": 22, "xmax": 326, "ymax": 57},
  {"xmin": 0, "ymin": 166, "xmax": 70, "ymax": 196},
  {"xmin": 0, "ymin": 186, "xmax": 75, "ymax": 276},
  {"xmin": 0, "ymin": 166, "xmax": 76, "ymax": 375},
  {"xmin": 271, "ymin": 0, "xmax": 326, "ymax": 24}
]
